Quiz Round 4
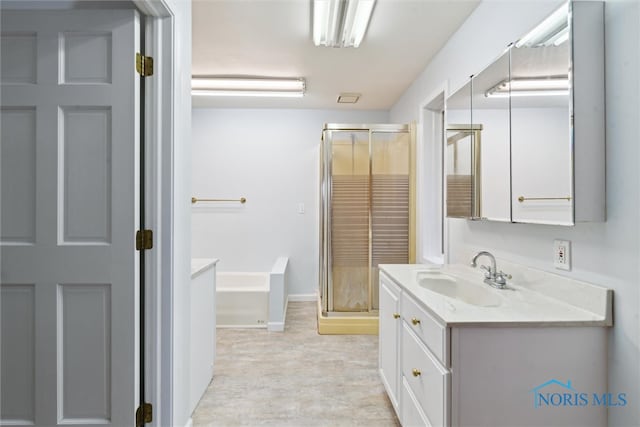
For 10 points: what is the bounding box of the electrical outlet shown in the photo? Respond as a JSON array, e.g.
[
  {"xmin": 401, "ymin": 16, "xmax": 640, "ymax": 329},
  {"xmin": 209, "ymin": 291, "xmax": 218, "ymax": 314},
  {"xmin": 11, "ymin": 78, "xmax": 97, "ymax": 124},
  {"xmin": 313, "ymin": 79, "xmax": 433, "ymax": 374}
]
[{"xmin": 553, "ymin": 239, "xmax": 571, "ymax": 271}]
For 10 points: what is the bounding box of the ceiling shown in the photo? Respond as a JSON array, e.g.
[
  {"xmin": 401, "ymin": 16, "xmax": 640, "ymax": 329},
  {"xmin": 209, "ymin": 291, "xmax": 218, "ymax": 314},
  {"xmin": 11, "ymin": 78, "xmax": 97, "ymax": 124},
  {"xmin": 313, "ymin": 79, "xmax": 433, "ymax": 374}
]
[{"xmin": 192, "ymin": 0, "xmax": 480, "ymax": 110}]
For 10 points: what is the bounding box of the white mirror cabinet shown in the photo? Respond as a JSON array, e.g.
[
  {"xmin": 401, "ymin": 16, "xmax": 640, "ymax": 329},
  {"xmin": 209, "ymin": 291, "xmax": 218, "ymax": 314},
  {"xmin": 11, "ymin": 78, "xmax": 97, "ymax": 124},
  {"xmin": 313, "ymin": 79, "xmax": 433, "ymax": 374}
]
[{"xmin": 445, "ymin": 1, "xmax": 605, "ymax": 225}]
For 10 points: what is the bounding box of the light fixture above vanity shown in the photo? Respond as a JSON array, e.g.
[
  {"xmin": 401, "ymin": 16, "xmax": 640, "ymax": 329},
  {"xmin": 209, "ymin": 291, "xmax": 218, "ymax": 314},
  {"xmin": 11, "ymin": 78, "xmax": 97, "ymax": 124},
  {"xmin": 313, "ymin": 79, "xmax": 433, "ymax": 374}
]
[
  {"xmin": 515, "ymin": 2, "xmax": 569, "ymax": 48},
  {"xmin": 191, "ymin": 77, "xmax": 306, "ymax": 98},
  {"xmin": 485, "ymin": 77, "xmax": 569, "ymax": 98}
]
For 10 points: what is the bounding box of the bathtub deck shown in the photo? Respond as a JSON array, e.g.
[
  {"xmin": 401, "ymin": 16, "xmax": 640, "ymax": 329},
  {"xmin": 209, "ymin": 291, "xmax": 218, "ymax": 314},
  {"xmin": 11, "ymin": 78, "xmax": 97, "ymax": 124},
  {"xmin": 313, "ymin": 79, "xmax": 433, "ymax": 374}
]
[{"xmin": 191, "ymin": 301, "xmax": 399, "ymax": 427}]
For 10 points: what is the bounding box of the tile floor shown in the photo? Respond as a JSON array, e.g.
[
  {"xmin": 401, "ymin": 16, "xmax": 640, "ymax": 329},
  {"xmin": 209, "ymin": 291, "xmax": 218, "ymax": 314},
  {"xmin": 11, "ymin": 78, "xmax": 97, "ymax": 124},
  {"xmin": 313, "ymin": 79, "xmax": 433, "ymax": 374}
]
[{"xmin": 192, "ymin": 301, "xmax": 400, "ymax": 427}]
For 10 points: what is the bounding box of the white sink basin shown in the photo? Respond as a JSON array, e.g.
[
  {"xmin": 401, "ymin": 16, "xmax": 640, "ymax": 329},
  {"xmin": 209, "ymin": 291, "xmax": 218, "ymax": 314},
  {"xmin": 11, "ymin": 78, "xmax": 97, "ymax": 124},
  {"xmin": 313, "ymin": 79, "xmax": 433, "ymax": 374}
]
[{"xmin": 416, "ymin": 271, "xmax": 503, "ymax": 307}]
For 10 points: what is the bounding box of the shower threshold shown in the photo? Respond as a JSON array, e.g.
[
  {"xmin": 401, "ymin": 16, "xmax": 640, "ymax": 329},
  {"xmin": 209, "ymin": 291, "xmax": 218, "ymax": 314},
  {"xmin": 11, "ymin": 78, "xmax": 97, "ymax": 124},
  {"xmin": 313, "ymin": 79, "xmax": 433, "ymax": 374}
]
[
  {"xmin": 323, "ymin": 310, "xmax": 379, "ymax": 317},
  {"xmin": 316, "ymin": 296, "xmax": 379, "ymax": 335}
]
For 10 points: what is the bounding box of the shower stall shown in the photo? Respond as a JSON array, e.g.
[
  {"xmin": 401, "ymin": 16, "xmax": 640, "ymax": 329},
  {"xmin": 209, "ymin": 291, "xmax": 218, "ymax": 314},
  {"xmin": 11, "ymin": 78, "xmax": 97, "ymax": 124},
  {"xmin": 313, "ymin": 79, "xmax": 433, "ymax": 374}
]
[{"xmin": 319, "ymin": 123, "xmax": 414, "ymax": 331}]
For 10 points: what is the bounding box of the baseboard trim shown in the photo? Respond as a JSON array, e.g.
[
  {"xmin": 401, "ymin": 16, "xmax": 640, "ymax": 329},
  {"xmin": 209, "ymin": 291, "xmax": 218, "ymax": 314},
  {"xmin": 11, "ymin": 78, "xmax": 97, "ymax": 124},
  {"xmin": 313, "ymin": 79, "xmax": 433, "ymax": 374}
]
[{"xmin": 217, "ymin": 325, "xmax": 267, "ymax": 329}]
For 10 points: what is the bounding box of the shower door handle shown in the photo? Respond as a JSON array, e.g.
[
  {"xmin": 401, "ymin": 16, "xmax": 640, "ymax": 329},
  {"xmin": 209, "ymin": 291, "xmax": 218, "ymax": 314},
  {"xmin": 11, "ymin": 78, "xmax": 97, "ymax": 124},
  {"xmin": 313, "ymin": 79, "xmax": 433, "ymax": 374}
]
[{"xmin": 393, "ymin": 313, "xmax": 400, "ymax": 319}]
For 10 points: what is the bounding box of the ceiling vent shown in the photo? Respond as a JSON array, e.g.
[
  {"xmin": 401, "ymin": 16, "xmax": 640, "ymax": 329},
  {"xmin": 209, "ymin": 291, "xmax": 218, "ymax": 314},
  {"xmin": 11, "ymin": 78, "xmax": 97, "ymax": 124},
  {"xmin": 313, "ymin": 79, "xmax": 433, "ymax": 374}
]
[{"xmin": 337, "ymin": 93, "xmax": 361, "ymax": 104}]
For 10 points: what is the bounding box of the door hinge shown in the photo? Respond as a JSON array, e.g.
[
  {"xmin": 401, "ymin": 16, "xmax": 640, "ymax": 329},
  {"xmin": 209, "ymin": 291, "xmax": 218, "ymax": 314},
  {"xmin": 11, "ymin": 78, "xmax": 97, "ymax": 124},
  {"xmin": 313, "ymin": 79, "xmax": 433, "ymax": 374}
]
[
  {"xmin": 136, "ymin": 53, "xmax": 154, "ymax": 77},
  {"xmin": 135, "ymin": 402, "xmax": 153, "ymax": 426},
  {"xmin": 136, "ymin": 229, "xmax": 153, "ymax": 251}
]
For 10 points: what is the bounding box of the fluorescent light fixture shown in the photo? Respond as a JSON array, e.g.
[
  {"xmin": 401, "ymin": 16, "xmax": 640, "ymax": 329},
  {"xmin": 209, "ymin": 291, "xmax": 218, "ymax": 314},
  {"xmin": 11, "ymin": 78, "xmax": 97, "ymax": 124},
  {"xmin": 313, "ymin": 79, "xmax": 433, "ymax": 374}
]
[
  {"xmin": 546, "ymin": 26, "xmax": 569, "ymax": 47},
  {"xmin": 191, "ymin": 77, "xmax": 305, "ymax": 98},
  {"xmin": 313, "ymin": 0, "xmax": 376, "ymax": 48},
  {"xmin": 487, "ymin": 90, "xmax": 569, "ymax": 99},
  {"xmin": 313, "ymin": 0, "xmax": 340, "ymax": 46},
  {"xmin": 509, "ymin": 78, "xmax": 569, "ymax": 91},
  {"xmin": 341, "ymin": 0, "xmax": 375, "ymax": 47},
  {"xmin": 515, "ymin": 3, "xmax": 569, "ymax": 48},
  {"xmin": 485, "ymin": 77, "xmax": 569, "ymax": 98},
  {"xmin": 191, "ymin": 90, "xmax": 304, "ymax": 98}
]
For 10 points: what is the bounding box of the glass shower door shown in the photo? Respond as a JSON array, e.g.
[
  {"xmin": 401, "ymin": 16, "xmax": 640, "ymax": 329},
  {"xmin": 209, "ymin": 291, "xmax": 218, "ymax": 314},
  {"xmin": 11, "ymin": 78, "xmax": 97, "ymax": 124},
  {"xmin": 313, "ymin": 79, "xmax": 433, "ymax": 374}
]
[
  {"xmin": 371, "ymin": 131, "xmax": 410, "ymax": 310},
  {"xmin": 320, "ymin": 124, "xmax": 414, "ymax": 316},
  {"xmin": 329, "ymin": 131, "xmax": 370, "ymax": 312}
]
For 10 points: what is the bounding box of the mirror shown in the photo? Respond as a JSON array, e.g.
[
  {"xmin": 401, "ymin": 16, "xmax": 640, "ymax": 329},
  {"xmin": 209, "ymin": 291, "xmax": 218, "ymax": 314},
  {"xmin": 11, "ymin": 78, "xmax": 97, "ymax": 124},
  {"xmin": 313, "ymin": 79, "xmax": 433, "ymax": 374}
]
[
  {"xmin": 443, "ymin": 1, "xmax": 604, "ymax": 225},
  {"xmin": 510, "ymin": 3, "xmax": 572, "ymax": 225},
  {"xmin": 471, "ymin": 50, "xmax": 511, "ymax": 222},
  {"xmin": 445, "ymin": 80, "xmax": 480, "ymax": 219}
]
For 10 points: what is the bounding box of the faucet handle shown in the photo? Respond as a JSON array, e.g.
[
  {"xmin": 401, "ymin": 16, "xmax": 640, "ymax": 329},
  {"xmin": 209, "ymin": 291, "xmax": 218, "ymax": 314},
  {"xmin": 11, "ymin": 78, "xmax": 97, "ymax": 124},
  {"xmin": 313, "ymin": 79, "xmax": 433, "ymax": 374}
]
[
  {"xmin": 495, "ymin": 270, "xmax": 512, "ymax": 284},
  {"xmin": 498, "ymin": 270, "xmax": 512, "ymax": 279},
  {"xmin": 479, "ymin": 265, "xmax": 492, "ymax": 279}
]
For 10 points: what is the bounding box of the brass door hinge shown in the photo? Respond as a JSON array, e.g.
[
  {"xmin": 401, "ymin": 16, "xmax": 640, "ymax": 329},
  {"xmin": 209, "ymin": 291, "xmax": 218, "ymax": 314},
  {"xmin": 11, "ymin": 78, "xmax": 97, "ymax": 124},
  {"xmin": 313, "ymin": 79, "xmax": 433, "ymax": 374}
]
[
  {"xmin": 136, "ymin": 229, "xmax": 153, "ymax": 251},
  {"xmin": 136, "ymin": 53, "xmax": 154, "ymax": 77},
  {"xmin": 135, "ymin": 402, "xmax": 153, "ymax": 426}
]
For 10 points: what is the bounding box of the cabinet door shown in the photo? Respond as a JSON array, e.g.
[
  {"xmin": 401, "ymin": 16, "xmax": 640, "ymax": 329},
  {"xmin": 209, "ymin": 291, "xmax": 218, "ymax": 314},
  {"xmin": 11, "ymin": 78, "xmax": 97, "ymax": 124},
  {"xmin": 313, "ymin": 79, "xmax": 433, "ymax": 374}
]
[
  {"xmin": 379, "ymin": 274, "xmax": 401, "ymax": 412},
  {"xmin": 401, "ymin": 377, "xmax": 431, "ymax": 427},
  {"xmin": 446, "ymin": 79, "xmax": 480, "ymax": 219},
  {"xmin": 510, "ymin": 16, "xmax": 572, "ymax": 225},
  {"xmin": 471, "ymin": 50, "xmax": 511, "ymax": 222},
  {"xmin": 510, "ymin": 1, "xmax": 604, "ymax": 224}
]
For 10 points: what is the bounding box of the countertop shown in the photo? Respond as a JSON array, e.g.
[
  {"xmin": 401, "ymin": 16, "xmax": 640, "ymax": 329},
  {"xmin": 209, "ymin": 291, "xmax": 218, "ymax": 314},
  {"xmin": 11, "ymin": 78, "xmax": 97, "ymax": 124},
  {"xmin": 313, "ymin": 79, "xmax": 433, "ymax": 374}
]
[
  {"xmin": 191, "ymin": 258, "xmax": 219, "ymax": 279},
  {"xmin": 379, "ymin": 263, "xmax": 612, "ymax": 327}
]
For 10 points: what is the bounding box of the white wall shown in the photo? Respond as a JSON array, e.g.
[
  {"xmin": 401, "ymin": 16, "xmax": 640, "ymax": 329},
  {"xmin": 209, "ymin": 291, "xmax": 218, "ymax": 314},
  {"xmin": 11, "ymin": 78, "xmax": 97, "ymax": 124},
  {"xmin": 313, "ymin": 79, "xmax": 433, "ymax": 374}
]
[
  {"xmin": 391, "ymin": 1, "xmax": 640, "ymax": 425},
  {"xmin": 191, "ymin": 108, "xmax": 389, "ymax": 297}
]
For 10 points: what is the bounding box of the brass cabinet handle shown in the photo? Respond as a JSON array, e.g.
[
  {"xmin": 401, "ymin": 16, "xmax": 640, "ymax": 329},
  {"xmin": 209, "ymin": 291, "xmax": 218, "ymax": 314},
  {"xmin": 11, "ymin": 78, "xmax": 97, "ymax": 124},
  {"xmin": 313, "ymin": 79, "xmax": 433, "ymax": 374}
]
[
  {"xmin": 412, "ymin": 368, "xmax": 421, "ymax": 377},
  {"xmin": 393, "ymin": 313, "xmax": 401, "ymax": 319},
  {"xmin": 411, "ymin": 317, "xmax": 421, "ymax": 325}
]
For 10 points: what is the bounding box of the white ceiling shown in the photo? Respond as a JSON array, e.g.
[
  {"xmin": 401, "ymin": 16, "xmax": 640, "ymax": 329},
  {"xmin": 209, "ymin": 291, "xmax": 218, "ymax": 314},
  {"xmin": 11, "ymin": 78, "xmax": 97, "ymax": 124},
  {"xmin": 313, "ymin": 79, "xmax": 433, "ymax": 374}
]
[{"xmin": 192, "ymin": 0, "xmax": 480, "ymax": 110}]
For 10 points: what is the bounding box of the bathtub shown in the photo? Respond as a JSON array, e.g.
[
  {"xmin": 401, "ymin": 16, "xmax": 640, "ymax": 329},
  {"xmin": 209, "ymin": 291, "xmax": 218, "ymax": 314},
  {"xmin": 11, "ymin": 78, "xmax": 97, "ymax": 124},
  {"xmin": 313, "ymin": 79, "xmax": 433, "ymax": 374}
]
[{"xmin": 216, "ymin": 257, "xmax": 289, "ymax": 331}]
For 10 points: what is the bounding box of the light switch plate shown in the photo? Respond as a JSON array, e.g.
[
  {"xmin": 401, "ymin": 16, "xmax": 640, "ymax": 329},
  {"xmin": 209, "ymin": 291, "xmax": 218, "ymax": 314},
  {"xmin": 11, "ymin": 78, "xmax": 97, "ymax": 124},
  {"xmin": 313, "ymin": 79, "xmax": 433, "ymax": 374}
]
[{"xmin": 553, "ymin": 239, "xmax": 571, "ymax": 271}]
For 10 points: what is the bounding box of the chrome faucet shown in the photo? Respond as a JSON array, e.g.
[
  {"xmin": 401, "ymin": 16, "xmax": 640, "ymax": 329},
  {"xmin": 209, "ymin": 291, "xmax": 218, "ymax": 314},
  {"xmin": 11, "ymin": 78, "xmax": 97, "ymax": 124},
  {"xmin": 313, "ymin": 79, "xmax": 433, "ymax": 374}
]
[{"xmin": 470, "ymin": 251, "xmax": 511, "ymax": 289}]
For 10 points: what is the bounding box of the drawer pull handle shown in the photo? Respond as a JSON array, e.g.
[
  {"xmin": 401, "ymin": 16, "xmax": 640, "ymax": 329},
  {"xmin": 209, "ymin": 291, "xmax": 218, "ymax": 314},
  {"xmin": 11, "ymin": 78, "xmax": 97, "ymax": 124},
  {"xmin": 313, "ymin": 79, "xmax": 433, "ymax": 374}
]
[
  {"xmin": 411, "ymin": 317, "xmax": 421, "ymax": 325},
  {"xmin": 393, "ymin": 313, "xmax": 400, "ymax": 319},
  {"xmin": 412, "ymin": 368, "xmax": 421, "ymax": 377}
]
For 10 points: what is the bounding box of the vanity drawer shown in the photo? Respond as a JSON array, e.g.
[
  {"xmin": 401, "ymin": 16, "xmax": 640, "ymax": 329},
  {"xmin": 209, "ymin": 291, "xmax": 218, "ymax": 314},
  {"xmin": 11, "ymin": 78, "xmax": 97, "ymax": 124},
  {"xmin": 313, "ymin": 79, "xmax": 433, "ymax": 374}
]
[
  {"xmin": 402, "ymin": 292, "xmax": 447, "ymax": 365},
  {"xmin": 401, "ymin": 377, "xmax": 430, "ymax": 427},
  {"xmin": 402, "ymin": 323, "xmax": 448, "ymax": 427}
]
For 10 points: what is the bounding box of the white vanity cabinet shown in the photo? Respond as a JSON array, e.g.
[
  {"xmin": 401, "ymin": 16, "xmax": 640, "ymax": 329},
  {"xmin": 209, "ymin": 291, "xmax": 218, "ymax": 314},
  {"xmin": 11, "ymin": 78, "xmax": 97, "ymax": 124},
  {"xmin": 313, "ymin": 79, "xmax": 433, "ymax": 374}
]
[
  {"xmin": 379, "ymin": 274, "xmax": 402, "ymax": 412},
  {"xmin": 380, "ymin": 271, "xmax": 450, "ymax": 426},
  {"xmin": 379, "ymin": 269, "xmax": 610, "ymax": 427},
  {"xmin": 380, "ymin": 277, "xmax": 451, "ymax": 427},
  {"xmin": 400, "ymin": 292, "xmax": 450, "ymax": 427}
]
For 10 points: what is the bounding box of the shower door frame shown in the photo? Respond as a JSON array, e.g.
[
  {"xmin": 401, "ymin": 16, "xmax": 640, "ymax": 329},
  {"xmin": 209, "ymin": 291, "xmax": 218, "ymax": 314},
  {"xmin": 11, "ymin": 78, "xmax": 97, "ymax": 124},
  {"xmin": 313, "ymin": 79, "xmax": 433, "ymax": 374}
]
[{"xmin": 320, "ymin": 123, "xmax": 415, "ymax": 315}]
